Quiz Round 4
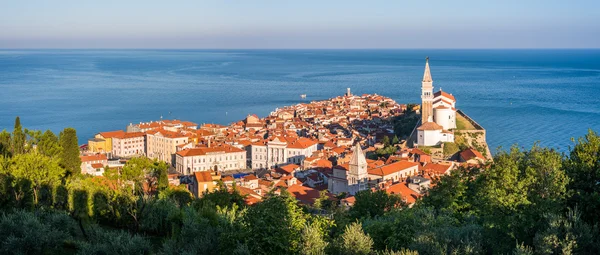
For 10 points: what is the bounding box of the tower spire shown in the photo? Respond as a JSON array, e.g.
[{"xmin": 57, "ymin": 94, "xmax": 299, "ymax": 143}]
[
  {"xmin": 423, "ymin": 56, "xmax": 432, "ymax": 82},
  {"xmin": 350, "ymin": 143, "xmax": 367, "ymax": 167},
  {"xmin": 421, "ymin": 57, "xmax": 434, "ymax": 124}
]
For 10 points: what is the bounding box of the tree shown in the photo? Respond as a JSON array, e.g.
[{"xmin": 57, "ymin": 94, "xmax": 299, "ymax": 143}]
[
  {"xmin": 122, "ymin": 157, "xmax": 149, "ymax": 182},
  {"xmin": 159, "ymin": 185, "xmax": 193, "ymax": 207},
  {"xmin": 77, "ymin": 225, "xmax": 151, "ymax": 255},
  {"xmin": 301, "ymin": 221, "xmax": 328, "ymax": 255},
  {"xmin": 392, "ymin": 135, "xmax": 400, "ymax": 145},
  {"xmin": 349, "ymin": 190, "xmax": 402, "ymax": 219},
  {"xmin": 337, "ymin": 222, "xmax": 373, "ymax": 255},
  {"xmin": 9, "ymin": 152, "xmax": 65, "ymax": 204},
  {"xmin": 244, "ymin": 191, "xmax": 308, "ymax": 254},
  {"xmin": 0, "ymin": 210, "xmax": 77, "ymax": 254},
  {"xmin": 59, "ymin": 128, "xmax": 81, "ymax": 177},
  {"xmin": 11, "ymin": 116, "xmax": 25, "ymax": 155},
  {"xmin": 38, "ymin": 130, "xmax": 62, "ymax": 158},
  {"xmin": 313, "ymin": 190, "xmax": 334, "ymax": 211},
  {"xmin": 382, "ymin": 136, "xmax": 391, "ymax": 147},
  {"xmin": 0, "ymin": 129, "xmax": 11, "ymax": 157},
  {"xmin": 533, "ymin": 209, "xmax": 599, "ymax": 254},
  {"xmin": 565, "ymin": 129, "xmax": 600, "ymax": 225}
]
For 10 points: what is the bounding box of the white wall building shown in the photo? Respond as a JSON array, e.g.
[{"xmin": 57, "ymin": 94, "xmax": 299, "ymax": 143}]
[
  {"xmin": 146, "ymin": 129, "xmax": 189, "ymax": 164},
  {"xmin": 250, "ymin": 137, "xmax": 318, "ymax": 169},
  {"xmin": 175, "ymin": 144, "xmax": 247, "ymax": 175},
  {"xmin": 112, "ymin": 132, "xmax": 146, "ymax": 158}
]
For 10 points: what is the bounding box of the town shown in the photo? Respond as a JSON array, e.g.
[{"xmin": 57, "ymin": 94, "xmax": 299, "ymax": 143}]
[{"xmin": 80, "ymin": 59, "xmax": 490, "ymax": 207}]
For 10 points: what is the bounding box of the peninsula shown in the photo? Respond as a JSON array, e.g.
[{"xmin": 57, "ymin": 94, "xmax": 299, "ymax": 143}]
[{"xmin": 81, "ymin": 58, "xmax": 490, "ymax": 206}]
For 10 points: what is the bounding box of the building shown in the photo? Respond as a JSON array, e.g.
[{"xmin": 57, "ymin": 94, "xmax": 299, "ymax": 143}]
[
  {"xmin": 417, "ymin": 58, "xmax": 457, "ymax": 146},
  {"xmin": 87, "ymin": 130, "xmax": 126, "ymax": 155},
  {"xmin": 127, "ymin": 119, "xmax": 198, "ymax": 133},
  {"xmin": 112, "ymin": 132, "xmax": 146, "ymax": 158},
  {"xmin": 368, "ymin": 160, "xmax": 420, "ymax": 183},
  {"xmin": 417, "ymin": 121, "xmax": 454, "ymax": 146},
  {"xmin": 175, "ymin": 144, "xmax": 247, "ymax": 175},
  {"xmin": 250, "ymin": 136, "xmax": 318, "ymax": 169},
  {"xmin": 459, "ymin": 148, "xmax": 485, "ymax": 164},
  {"xmin": 146, "ymin": 129, "xmax": 189, "ymax": 164},
  {"xmin": 189, "ymin": 171, "xmax": 221, "ymax": 197},
  {"xmin": 328, "ymin": 143, "xmax": 369, "ymax": 195},
  {"xmin": 80, "ymin": 154, "xmax": 108, "ymax": 176}
]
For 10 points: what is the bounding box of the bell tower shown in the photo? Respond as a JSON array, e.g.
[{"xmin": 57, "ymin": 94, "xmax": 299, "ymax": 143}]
[{"xmin": 421, "ymin": 57, "xmax": 434, "ymax": 124}]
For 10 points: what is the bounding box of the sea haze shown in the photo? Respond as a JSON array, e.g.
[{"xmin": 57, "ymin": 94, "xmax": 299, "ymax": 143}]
[{"xmin": 0, "ymin": 49, "xmax": 599, "ymax": 154}]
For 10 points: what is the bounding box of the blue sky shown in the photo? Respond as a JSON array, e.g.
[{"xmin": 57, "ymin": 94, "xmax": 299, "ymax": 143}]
[{"xmin": 1, "ymin": 0, "xmax": 598, "ymax": 48}]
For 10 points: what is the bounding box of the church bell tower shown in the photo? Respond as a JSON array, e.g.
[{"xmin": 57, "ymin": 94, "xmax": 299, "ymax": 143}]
[{"xmin": 421, "ymin": 57, "xmax": 434, "ymax": 124}]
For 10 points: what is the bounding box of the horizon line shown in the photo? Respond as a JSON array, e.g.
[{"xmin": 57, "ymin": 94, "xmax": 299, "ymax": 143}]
[{"xmin": 1, "ymin": 47, "xmax": 600, "ymax": 51}]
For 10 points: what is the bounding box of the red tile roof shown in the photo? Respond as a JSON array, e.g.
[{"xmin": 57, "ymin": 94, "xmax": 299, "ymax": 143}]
[
  {"xmin": 287, "ymin": 184, "xmax": 321, "ymax": 205},
  {"xmin": 99, "ymin": 130, "xmax": 126, "ymax": 138},
  {"xmin": 417, "ymin": 122, "xmax": 443, "ymax": 131},
  {"xmin": 368, "ymin": 161, "xmax": 419, "ymax": 176},
  {"xmin": 434, "ymin": 90, "xmax": 456, "ymax": 101},
  {"xmin": 386, "ymin": 182, "xmax": 419, "ymax": 204},
  {"xmin": 80, "ymin": 154, "xmax": 107, "ymax": 162},
  {"xmin": 460, "ymin": 148, "xmax": 485, "ymax": 161},
  {"xmin": 194, "ymin": 171, "xmax": 213, "ymax": 183}
]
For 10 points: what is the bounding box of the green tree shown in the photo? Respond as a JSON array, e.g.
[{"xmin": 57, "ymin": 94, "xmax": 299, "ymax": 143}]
[
  {"xmin": 0, "ymin": 129, "xmax": 11, "ymax": 157},
  {"xmin": 392, "ymin": 135, "xmax": 400, "ymax": 145},
  {"xmin": 301, "ymin": 221, "xmax": 329, "ymax": 255},
  {"xmin": 122, "ymin": 157, "xmax": 149, "ymax": 182},
  {"xmin": 349, "ymin": 190, "xmax": 402, "ymax": 219},
  {"xmin": 77, "ymin": 225, "xmax": 151, "ymax": 255},
  {"xmin": 337, "ymin": 222, "xmax": 373, "ymax": 255},
  {"xmin": 564, "ymin": 129, "xmax": 600, "ymax": 225},
  {"xmin": 38, "ymin": 130, "xmax": 62, "ymax": 157},
  {"xmin": 244, "ymin": 191, "xmax": 308, "ymax": 254},
  {"xmin": 0, "ymin": 210, "xmax": 77, "ymax": 255},
  {"xmin": 159, "ymin": 185, "xmax": 193, "ymax": 207},
  {"xmin": 11, "ymin": 116, "xmax": 26, "ymax": 155},
  {"xmin": 150, "ymin": 160, "xmax": 169, "ymax": 192},
  {"xmin": 533, "ymin": 209, "xmax": 599, "ymax": 255},
  {"xmin": 59, "ymin": 128, "xmax": 81, "ymax": 177},
  {"xmin": 9, "ymin": 152, "xmax": 65, "ymax": 204},
  {"xmin": 382, "ymin": 136, "xmax": 391, "ymax": 147}
]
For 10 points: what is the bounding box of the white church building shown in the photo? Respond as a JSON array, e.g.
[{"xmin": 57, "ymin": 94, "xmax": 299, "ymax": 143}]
[
  {"xmin": 328, "ymin": 143, "xmax": 369, "ymax": 195},
  {"xmin": 417, "ymin": 58, "xmax": 457, "ymax": 146}
]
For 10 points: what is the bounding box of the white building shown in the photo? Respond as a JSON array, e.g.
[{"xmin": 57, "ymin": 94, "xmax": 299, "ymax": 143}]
[
  {"xmin": 146, "ymin": 129, "xmax": 189, "ymax": 164},
  {"xmin": 328, "ymin": 143, "xmax": 369, "ymax": 195},
  {"xmin": 417, "ymin": 58, "xmax": 457, "ymax": 146},
  {"xmin": 250, "ymin": 136, "xmax": 318, "ymax": 169},
  {"xmin": 79, "ymin": 154, "xmax": 108, "ymax": 176},
  {"xmin": 417, "ymin": 120, "xmax": 455, "ymax": 146},
  {"xmin": 175, "ymin": 144, "xmax": 247, "ymax": 175},
  {"xmin": 112, "ymin": 132, "xmax": 146, "ymax": 158}
]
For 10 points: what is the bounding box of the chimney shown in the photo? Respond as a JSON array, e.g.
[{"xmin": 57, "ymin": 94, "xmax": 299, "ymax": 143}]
[{"xmin": 208, "ymin": 138, "xmax": 211, "ymax": 148}]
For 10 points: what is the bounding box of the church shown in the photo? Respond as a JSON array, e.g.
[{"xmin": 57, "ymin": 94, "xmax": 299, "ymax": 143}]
[
  {"xmin": 417, "ymin": 58, "xmax": 456, "ymax": 146},
  {"xmin": 328, "ymin": 143, "xmax": 369, "ymax": 195}
]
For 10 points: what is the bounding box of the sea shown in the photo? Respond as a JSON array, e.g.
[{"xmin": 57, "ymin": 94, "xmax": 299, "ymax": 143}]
[{"xmin": 1, "ymin": 49, "xmax": 599, "ymax": 154}]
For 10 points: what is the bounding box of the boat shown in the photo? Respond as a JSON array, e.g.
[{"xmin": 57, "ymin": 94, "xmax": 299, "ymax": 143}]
[{"xmin": 300, "ymin": 94, "xmax": 306, "ymax": 99}]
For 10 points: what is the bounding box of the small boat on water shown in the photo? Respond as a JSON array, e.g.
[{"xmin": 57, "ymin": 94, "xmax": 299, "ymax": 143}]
[{"xmin": 300, "ymin": 94, "xmax": 306, "ymax": 99}]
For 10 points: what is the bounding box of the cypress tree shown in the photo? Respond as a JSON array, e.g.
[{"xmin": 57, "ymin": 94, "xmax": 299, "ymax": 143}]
[
  {"xmin": 59, "ymin": 128, "xmax": 81, "ymax": 177},
  {"xmin": 38, "ymin": 130, "xmax": 62, "ymax": 157},
  {"xmin": 11, "ymin": 116, "xmax": 25, "ymax": 155},
  {"xmin": 0, "ymin": 129, "xmax": 10, "ymax": 157}
]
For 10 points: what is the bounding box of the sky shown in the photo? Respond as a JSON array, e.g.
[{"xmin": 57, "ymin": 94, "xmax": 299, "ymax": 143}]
[{"xmin": 0, "ymin": 0, "xmax": 599, "ymax": 49}]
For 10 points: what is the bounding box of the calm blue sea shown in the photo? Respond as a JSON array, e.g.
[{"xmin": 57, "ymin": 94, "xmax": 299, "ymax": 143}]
[{"xmin": 1, "ymin": 49, "xmax": 599, "ymax": 154}]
